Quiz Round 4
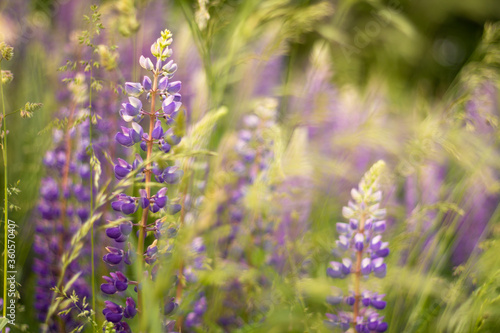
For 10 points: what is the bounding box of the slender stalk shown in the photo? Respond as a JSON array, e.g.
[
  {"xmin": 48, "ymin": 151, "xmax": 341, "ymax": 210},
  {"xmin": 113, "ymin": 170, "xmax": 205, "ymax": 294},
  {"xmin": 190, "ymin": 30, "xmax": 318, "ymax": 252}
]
[
  {"xmin": 54, "ymin": 102, "xmax": 77, "ymax": 333},
  {"xmin": 60, "ymin": 102, "xmax": 77, "ymax": 230},
  {"xmin": 136, "ymin": 62, "xmax": 159, "ymax": 317},
  {"xmin": 353, "ymin": 213, "xmax": 365, "ymax": 327},
  {"xmin": 175, "ymin": 165, "xmax": 190, "ymax": 332},
  {"xmin": 88, "ymin": 67, "xmax": 96, "ymax": 329},
  {"xmin": 0, "ymin": 60, "xmax": 8, "ymax": 333}
]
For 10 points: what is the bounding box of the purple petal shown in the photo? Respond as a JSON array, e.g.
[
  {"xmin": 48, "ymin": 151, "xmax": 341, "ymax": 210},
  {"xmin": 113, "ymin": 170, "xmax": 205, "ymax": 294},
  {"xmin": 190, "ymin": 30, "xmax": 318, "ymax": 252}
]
[
  {"xmin": 142, "ymin": 76, "xmax": 152, "ymax": 90},
  {"xmin": 167, "ymin": 81, "xmax": 181, "ymax": 94},
  {"xmin": 100, "ymin": 283, "xmax": 116, "ymax": 295},
  {"xmin": 106, "ymin": 227, "xmax": 122, "ymax": 239},
  {"xmin": 158, "ymin": 76, "xmax": 168, "ymax": 90}
]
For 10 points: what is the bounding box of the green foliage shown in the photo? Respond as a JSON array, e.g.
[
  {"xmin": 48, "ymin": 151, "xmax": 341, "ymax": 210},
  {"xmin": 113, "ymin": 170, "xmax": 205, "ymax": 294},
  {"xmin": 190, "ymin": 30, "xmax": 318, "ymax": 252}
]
[
  {"xmin": 80, "ymin": 5, "xmax": 104, "ymax": 48},
  {"xmin": 53, "ymin": 286, "xmax": 97, "ymax": 332},
  {"xmin": 38, "ymin": 113, "xmax": 101, "ymax": 135},
  {"xmin": 0, "ymin": 318, "xmax": 8, "ymax": 331}
]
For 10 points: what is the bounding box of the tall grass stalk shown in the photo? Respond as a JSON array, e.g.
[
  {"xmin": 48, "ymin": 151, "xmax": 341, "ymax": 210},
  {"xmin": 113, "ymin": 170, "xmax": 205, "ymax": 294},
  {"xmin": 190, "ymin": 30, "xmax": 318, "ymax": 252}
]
[
  {"xmin": 0, "ymin": 58, "xmax": 8, "ymax": 333},
  {"xmin": 88, "ymin": 66, "xmax": 96, "ymax": 330},
  {"xmin": 136, "ymin": 58, "xmax": 160, "ymax": 318}
]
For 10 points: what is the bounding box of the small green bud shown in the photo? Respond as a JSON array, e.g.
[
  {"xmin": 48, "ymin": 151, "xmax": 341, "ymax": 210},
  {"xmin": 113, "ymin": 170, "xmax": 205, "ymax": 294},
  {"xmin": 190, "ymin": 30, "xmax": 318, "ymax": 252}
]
[
  {"xmin": 151, "ymin": 30, "xmax": 174, "ymax": 61},
  {"xmin": 0, "ymin": 42, "xmax": 14, "ymax": 61},
  {"xmin": 1, "ymin": 70, "xmax": 13, "ymax": 84},
  {"xmin": 161, "ymin": 29, "xmax": 173, "ymax": 42},
  {"xmin": 151, "ymin": 41, "xmax": 161, "ymax": 58}
]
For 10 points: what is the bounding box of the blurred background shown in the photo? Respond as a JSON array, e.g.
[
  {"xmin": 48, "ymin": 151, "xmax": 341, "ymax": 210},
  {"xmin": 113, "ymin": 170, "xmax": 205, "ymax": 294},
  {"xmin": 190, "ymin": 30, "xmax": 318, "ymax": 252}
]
[{"xmin": 1, "ymin": 0, "xmax": 500, "ymax": 332}]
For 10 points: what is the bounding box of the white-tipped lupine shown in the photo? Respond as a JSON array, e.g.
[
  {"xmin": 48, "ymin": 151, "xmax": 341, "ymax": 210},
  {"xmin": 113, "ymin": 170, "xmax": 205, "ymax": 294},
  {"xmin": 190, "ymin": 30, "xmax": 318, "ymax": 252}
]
[
  {"xmin": 342, "ymin": 206, "xmax": 354, "ymax": 219},
  {"xmin": 327, "ymin": 161, "xmax": 389, "ymax": 331}
]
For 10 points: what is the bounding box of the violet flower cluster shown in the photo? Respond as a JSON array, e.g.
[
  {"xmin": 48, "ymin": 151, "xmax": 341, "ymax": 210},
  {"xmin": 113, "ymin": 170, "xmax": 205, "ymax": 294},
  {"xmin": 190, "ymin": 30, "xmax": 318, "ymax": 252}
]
[
  {"xmin": 182, "ymin": 237, "xmax": 209, "ymax": 331},
  {"xmin": 101, "ymin": 29, "xmax": 183, "ymax": 332},
  {"xmin": 217, "ymin": 98, "xmax": 277, "ymax": 259},
  {"xmin": 326, "ymin": 161, "xmax": 389, "ymax": 333},
  {"xmin": 33, "ymin": 73, "xmax": 91, "ymax": 331},
  {"xmin": 210, "ymin": 99, "xmax": 277, "ymax": 330}
]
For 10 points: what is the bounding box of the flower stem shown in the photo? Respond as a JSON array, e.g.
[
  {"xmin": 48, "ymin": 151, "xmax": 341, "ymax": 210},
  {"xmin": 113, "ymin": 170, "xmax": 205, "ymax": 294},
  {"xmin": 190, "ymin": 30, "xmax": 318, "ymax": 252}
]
[
  {"xmin": 0, "ymin": 60, "xmax": 8, "ymax": 333},
  {"xmin": 136, "ymin": 63, "xmax": 159, "ymax": 319},
  {"xmin": 353, "ymin": 214, "xmax": 365, "ymax": 327},
  {"xmin": 88, "ymin": 67, "xmax": 96, "ymax": 330}
]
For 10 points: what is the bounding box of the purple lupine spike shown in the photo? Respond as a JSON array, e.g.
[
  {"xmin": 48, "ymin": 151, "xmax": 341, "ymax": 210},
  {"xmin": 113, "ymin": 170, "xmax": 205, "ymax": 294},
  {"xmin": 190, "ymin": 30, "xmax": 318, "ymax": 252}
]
[
  {"xmin": 103, "ymin": 29, "xmax": 184, "ymax": 331},
  {"xmin": 326, "ymin": 161, "xmax": 388, "ymax": 332},
  {"xmin": 33, "ymin": 70, "xmax": 96, "ymax": 329}
]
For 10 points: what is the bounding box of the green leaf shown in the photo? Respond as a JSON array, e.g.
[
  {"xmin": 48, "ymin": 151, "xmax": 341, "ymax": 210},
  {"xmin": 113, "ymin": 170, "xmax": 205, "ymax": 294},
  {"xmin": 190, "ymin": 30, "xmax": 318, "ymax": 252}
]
[
  {"xmin": 0, "ymin": 318, "xmax": 9, "ymax": 330},
  {"xmin": 63, "ymin": 271, "xmax": 82, "ymax": 294}
]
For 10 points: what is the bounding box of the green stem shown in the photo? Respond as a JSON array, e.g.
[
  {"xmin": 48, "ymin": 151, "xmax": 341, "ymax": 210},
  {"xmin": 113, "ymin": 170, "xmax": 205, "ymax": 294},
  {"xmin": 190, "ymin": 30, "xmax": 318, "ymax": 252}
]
[
  {"xmin": 136, "ymin": 62, "xmax": 159, "ymax": 325},
  {"xmin": 0, "ymin": 60, "xmax": 7, "ymax": 332},
  {"xmin": 88, "ymin": 67, "xmax": 96, "ymax": 330},
  {"xmin": 353, "ymin": 213, "xmax": 366, "ymax": 328},
  {"xmin": 2, "ymin": 108, "xmax": 23, "ymax": 118}
]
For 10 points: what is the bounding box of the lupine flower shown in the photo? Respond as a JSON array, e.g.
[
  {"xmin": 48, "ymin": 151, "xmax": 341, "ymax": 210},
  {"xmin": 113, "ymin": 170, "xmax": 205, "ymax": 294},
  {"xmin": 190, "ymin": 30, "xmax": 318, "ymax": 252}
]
[
  {"xmin": 217, "ymin": 98, "xmax": 277, "ymax": 259},
  {"xmin": 102, "ymin": 29, "xmax": 184, "ymax": 331},
  {"xmin": 326, "ymin": 161, "xmax": 389, "ymax": 332},
  {"xmin": 33, "ymin": 74, "xmax": 92, "ymax": 331},
  {"xmin": 204, "ymin": 99, "xmax": 278, "ymax": 330}
]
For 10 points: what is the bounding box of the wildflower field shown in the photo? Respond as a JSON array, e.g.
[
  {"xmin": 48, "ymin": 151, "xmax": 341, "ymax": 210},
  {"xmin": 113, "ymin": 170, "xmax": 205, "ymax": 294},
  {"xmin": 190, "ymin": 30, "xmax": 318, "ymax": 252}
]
[{"xmin": 1, "ymin": 0, "xmax": 500, "ymax": 332}]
